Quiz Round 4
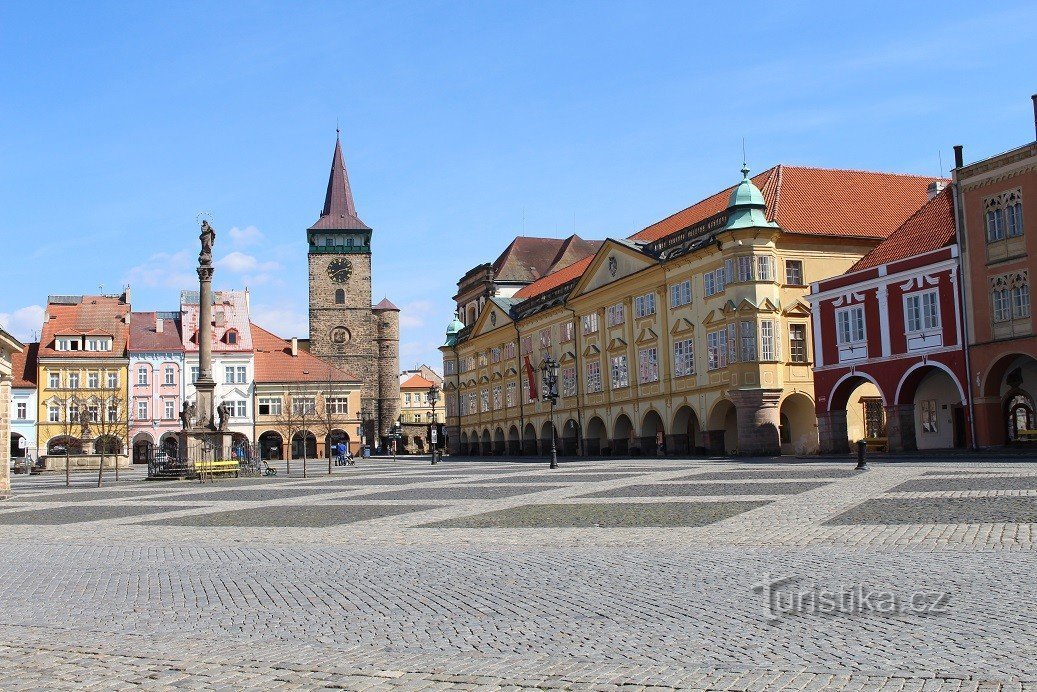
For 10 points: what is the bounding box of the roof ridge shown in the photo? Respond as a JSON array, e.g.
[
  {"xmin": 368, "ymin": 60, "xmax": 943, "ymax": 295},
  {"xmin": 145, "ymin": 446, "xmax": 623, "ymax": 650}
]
[{"xmin": 776, "ymin": 163, "xmax": 948, "ymax": 180}]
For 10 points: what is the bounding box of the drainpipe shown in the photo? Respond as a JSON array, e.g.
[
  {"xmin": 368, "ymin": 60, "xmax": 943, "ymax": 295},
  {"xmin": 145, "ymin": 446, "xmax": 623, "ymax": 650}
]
[
  {"xmin": 951, "ymin": 144, "xmax": 979, "ymax": 451},
  {"xmin": 564, "ymin": 305, "xmax": 585, "ymax": 457}
]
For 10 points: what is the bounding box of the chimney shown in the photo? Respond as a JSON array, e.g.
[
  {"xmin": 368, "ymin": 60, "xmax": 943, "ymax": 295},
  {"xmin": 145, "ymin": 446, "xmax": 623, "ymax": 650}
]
[
  {"xmin": 953, "ymin": 145, "xmax": 964, "ymax": 170},
  {"xmin": 155, "ymin": 315, "xmax": 163, "ymax": 333},
  {"xmin": 927, "ymin": 181, "xmax": 947, "ymax": 200},
  {"xmin": 291, "ymin": 337, "xmax": 298, "ymax": 357}
]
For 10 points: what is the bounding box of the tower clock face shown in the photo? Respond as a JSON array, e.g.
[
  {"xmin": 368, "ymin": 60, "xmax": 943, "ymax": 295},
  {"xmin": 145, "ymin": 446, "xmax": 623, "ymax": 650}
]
[{"xmin": 327, "ymin": 258, "xmax": 353, "ymax": 283}]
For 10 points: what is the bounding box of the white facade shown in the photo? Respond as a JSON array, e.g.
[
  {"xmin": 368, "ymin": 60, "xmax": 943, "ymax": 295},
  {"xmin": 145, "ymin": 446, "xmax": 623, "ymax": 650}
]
[
  {"xmin": 184, "ymin": 351, "xmax": 255, "ymax": 442},
  {"xmin": 10, "ymin": 386, "xmax": 36, "ymax": 460}
]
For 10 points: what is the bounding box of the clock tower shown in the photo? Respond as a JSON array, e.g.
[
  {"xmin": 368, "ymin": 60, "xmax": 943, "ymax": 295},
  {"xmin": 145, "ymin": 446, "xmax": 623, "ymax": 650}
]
[{"xmin": 308, "ymin": 132, "xmax": 400, "ymax": 447}]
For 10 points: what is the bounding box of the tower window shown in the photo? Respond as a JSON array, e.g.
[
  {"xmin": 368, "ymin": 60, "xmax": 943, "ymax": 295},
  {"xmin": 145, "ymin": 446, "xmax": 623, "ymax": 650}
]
[{"xmin": 335, "ymin": 289, "xmax": 345, "ymax": 304}]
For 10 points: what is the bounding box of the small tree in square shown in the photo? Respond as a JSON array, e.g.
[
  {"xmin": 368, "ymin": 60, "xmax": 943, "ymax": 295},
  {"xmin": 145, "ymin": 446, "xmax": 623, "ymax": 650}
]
[{"xmin": 94, "ymin": 369, "xmax": 130, "ymax": 487}]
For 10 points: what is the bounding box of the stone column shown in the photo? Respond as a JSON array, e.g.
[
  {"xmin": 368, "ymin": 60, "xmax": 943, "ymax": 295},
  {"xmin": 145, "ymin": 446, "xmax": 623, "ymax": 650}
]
[
  {"xmin": 885, "ymin": 404, "xmax": 917, "ymax": 452},
  {"xmin": 729, "ymin": 389, "xmax": 783, "ymax": 456},
  {"xmin": 972, "ymin": 397, "xmax": 1004, "ymax": 447},
  {"xmin": 700, "ymin": 429, "xmax": 725, "ymax": 455},
  {"xmin": 818, "ymin": 410, "xmax": 849, "ymax": 454}
]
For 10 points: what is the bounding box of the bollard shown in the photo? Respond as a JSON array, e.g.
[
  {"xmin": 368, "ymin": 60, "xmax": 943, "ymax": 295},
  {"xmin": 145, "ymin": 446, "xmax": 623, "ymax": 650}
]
[{"xmin": 855, "ymin": 439, "xmax": 869, "ymax": 471}]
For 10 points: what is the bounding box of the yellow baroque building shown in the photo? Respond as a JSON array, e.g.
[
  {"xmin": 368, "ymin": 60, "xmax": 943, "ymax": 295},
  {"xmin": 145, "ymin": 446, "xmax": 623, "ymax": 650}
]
[{"xmin": 441, "ymin": 164, "xmax": 943, "ymax": 457}]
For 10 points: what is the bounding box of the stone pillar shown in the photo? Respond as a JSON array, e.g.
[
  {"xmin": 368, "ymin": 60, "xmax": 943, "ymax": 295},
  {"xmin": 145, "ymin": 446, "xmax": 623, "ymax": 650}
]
[
  {"xmin": 729, "ymin": 389, "xmax": 783, "ymax": 456},
  {"xmin": 885, "ymin": 404, "xmax": 917, "ymax": 452},
  {"xmin": 972, "ymin": 397, "xmax": 1004, "ymax": 447},
  {"xmin": 818, "ymin": 410, "xmax": 849, "ymax": 454},
  {"xmin": 666, "ymin": 433, "xmax": 688, "ymax": 456},
  {"xmin": 700, "ymin": 429, "xmax": 725, "ymax": 455}
]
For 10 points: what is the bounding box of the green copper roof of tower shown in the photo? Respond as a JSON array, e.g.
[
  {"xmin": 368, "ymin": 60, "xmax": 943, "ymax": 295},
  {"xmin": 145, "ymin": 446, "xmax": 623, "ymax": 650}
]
[
  {"xmin": 444, "ymin": 316, "xmax": 465, "ymax": 346},
  {"xmin": 724, "ymin": 163, "xmax": 779, "ymax": 231}
]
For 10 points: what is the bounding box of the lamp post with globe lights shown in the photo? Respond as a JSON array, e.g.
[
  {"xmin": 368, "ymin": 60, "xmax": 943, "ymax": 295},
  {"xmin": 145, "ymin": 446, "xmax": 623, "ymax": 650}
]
[{"xmin": 540, "ymin": 356, "xmax": 559, "ymax": 470}]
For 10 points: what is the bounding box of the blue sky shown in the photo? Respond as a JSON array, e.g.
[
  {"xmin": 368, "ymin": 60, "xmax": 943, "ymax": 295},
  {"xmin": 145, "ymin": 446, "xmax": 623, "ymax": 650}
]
[{"xmin": 1, "ymin": 1, "xmax": 1035, "ymax": 371}]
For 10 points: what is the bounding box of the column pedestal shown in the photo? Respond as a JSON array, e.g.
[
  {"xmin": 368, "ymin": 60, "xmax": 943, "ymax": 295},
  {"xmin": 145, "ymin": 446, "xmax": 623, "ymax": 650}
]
[
  {"xmin": 885, "ymin": 404, "xmax": 917, "ymax": 452},
  {"xmin": 729, "ymin": 389, "xmax": 783, "ymax": 456},
  {"xmin": 818, "ymin": 410, "xmax": 850, "ymax": 454}
]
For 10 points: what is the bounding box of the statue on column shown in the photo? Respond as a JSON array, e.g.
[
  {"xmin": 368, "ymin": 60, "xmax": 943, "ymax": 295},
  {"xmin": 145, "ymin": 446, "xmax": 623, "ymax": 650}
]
[{"xmin": 199, "ymin": 220, "xmax": 216, "ymax": 266}]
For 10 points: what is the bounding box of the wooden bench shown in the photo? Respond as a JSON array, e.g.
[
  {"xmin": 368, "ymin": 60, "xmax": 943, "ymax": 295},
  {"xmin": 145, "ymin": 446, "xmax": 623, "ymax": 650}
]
[
  {"xmin": 1016, "ymin": 430, "xmax": 1037, "ymax": 442},
  {"xmin": 863, "ymin": 437, "xmax": 888, "ymax": 453},
  {"xmin": 195, "ymin": 459, "xmax": 241, "ymax": 478}
]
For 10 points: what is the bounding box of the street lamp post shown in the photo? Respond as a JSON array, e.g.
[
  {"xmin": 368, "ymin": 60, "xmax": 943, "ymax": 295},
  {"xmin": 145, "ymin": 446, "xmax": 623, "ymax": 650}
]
[
  {"xmin": 540, "ymin": 356, "xmax": 559, "ymax": 470},
  {"xmin": 359, "ymin": 405, "xmax": 372, "ymax": 458},
  {"xmin": 427, "ymin": 384, "xmax": 440, "ymax": 465}
]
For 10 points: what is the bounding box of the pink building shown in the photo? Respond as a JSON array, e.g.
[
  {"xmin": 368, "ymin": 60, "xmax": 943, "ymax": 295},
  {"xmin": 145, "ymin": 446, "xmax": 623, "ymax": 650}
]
[{"xmin": 128, "ymin": 312, "xmax": 184, "ymax": 463}]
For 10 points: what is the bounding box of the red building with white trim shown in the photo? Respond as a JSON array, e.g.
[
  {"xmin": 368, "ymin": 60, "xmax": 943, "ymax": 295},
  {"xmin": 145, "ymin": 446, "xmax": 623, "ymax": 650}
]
[{"xmin": 810, "ymin": 186, "xmax": 971, "ymax": 452}]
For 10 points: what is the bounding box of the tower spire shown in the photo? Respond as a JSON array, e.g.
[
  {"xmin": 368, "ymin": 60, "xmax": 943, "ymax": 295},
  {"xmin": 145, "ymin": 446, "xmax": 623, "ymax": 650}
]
[{"xmin": 309, "ymin": 133, "xmax": 369, "ymax": 231}]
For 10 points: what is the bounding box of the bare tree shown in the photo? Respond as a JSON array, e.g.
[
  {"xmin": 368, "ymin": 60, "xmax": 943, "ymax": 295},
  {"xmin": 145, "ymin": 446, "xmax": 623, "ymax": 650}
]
[
  {"xmin": 314, "ymin": 363, "xmax": 349, "ymax": 474},
  {"xmin": 94, "ymin": 369, "xmax": 130, "ymax": 487},
  {"xmin": 49, "ymin": 381, "xmax": 82, "ymax": 487},
  {"xmin": 274, "ymin": 386, "xmax": 308, "ymax": 477}
]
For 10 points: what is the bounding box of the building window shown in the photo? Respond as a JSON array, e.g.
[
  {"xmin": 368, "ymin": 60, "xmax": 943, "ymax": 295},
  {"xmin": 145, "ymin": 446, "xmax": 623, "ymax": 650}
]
[
  {"xmin": 49, "ymin": 372, "xmax": 60, "ymax": 388},
  {"xmin": 258, "ymin": 397, "xmax": 282, "ymax": 416},
  {"xmin": 48, "ymin": 404, "xmax": 59, "ymax": 422},
  {"xmin": 905, "ymin": 291, "xmax": 940, "ymax": 333},
  {"xmin": 164, "ymin": 400, "xmax": 176, "ymax": 420},
  {"xmin": 757, "ymin": 256, "xmax": 773, "ymax": 282},
  {"xmin": 234, "ymin": 400, "xmax": 247, "ymax": 418},
  {"xmin": 68, "ymin": 402, "xmax": 79, "ymax": 423},
  {"xmin": 492, "ymin": 385, "xmax": 502, "ymax": 409},
  {"xmin": 920, "ymin": 399, "xmax": 938, "ymax": 433},
  {"xmin": 404, "ymin": 393, "xmax": 412, "ymax": 406},
  {"xmin": 704, "ymin": 272, "xmax": 716, "ymax": 297},
  {"xmin": 137, "ymin": 401, "xmax": 148, "ymax": 420},
  {"xmin": 190, "ymin": 367, "xmax": 199, "ymax": 384},
  {"xmin": 836, "ymin": 306, "xmax": 866, "ymax": 345},
  {"xmin": 606, "ymin": 303, "xmax": 625, "ymax": 327},
  {"xmin": 986, "ymin": 208, "xmax": 1006, "ymax": 242},
  {"xmin": 506, "ymin": 382, "xmax": 516, "ymax": 407},
  {"xmin": 504, "ymin": 342, "xmax": 516, "ymax": 359},
  {"xmin": 480, "ymin": 389, "xmax": 489, "ymax": 413},
  {"xmin": 88, "ymin": 404, "xmax": 99, "ymax": 423},
  {"xmin": 16, "ymin": 402, "xmax": 27, "ymax": 419},
  {"xmin": 107, "ymin": 372, "xmax": 118, "ymax": 389},
  {"xmin": 327, "ymin": 397, "xmax": 349, "ymax": 414},
  {"xmin": 789, "ymin": 324, "xmax": 807, "ymax": 363},
  {"xmin": 87, "ymin": 372, "xmax": 98, "ymax": 388},
  {"xmin": 673, "ymin": 338, "xmax": 694, "ymax": 377},
  {"xmin": 292, "ymin": 398, "xmax": 315, "ymax": 416},
  {"xmin": 85, "ymin": 338, "xmax": 110, "ymax": 351},
  {"xmin": 760, "ymin": 320, "xmax": 776, "ymax": 361},
  {"xmin": 560, "ymin": 366, "xmax": 576, "ymax": 397},
  {"xmin": 609, "ymin": 355, "xmax": 629, "ymax": 389},
  {"xmin": 561, "ymin": 322, "xmax": 574, "ymax": 343},
  {"xmin": 520, "ymin": 335, "xmax": 533, "ymax": 354},
  {"xmin": 637, "ymin": 347, "xmax": 659, "ymax": 383},
  {"xmin": 863, "ymin": 399, "xmax": 885, "ymax": 439},
  {"xmin": 335, "ymin": 289, "xmax": 345, "ymax": 304},
  {"xmin": 107, "ymin": 404, "xmax": 119, "ymax": 423},
  {"xmin": 1013, "ymin": 284, "xmax": 1031, "ymax": 319},
  {"xmin": 538, "ymin": 328, "xmax": 551, "ymax": 350},
  {"xmin": 225, "ymin": 366, "xmax": 235, "ymax": 384},
  {"xmin": 137, "ymin": 367, "xmax": 148, "ymax": 386},
  {"xmin": 740, "ymin": 321, "xmax": 757, "ymax": 361},
  {"xmin": 634, "ymin": 293, "xmax": 656, "ymax": 318},
  {"xmin": 707, "ymin": 329, "xmax": 728, "ymax": 370},
  {"xmin": 1007, "ymin": 200, "xmax": 1024, "ymax": 238},
  {"xmin": 444, "ymin": 360, "xmax": 456, "ymax": 375},
  {"xmin": 164, "ymin": 366, "xmax": 175, "ymax": 385},
  {"xmin": 737, "ymin": 256, "xmax": 754, "ymax": 282},
  {"xmin": 585, "ymin": 361, "xmax": 602, "ymax": 393},
  {"xmin": 785, "ymin": 260, "xmax": 804, "ymax": 286},
  {"xmin": 225, "ymin": 330, "xmax": 238, "ymax": 345},
  {"xmin": 581, "ymin": 313, "xmax": 599, "ymax": 334},
  {"xmin": 670, "ymin": 280, "xmax": 692, "ymax": 308},
  {"xmin": 491, "ymin": 347, "xmax": 501, "ymax": 363},
  {"xmin": 68, "ymin": 373, "xmax": 80, "ymax": 388}
]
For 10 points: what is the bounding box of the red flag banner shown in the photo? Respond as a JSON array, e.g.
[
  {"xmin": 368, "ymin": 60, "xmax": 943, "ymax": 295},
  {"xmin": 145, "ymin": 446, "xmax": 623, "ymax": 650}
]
[{"xmin": 524, "ymin": 355, "xmax": 538, "ymax": 401}]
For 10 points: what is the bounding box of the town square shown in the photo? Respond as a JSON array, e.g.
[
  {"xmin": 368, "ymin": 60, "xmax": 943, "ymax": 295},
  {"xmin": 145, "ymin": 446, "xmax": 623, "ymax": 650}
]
[{"xmin": 1, "ymin": 1, "xmax": 1037, "ymax": 690}]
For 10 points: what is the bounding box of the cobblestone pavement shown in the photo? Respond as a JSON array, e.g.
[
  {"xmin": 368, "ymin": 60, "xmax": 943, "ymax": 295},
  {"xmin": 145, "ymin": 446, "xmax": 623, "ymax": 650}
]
[{"xmin": 3, "ymin": 457, "xmax": 1037, "ymax": 690}]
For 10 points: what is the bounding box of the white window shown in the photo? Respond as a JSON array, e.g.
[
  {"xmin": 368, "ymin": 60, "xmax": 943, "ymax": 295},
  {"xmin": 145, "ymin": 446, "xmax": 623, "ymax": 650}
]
[
  {"xmin": 444, "ymin": 360, "xmax": 456, "ymax": 375},
  {"xmin": 48, "ymin": 404, "xmax": 59, "ymax": 422},
  {"xmin": 405, "ymin": 393, "xmax": 412, "ymax": 406},
  {"xmin": 258, "ymin": 397, "xmax": 282, "ymax": 416},
  {"xmin": 561, "ymin": 367, "xmax": 576, "ymax": 397},
  {"xmin": 737, "ymin": 256, "xmax": 754, "ymax": 282},
  {"xmin": 292, "ymin": 398, "xmax": 315, "ymax": 416},
  {"xmin": 986, "ymin": 208, "xmax": 1005, "ymax": 242},
  {"xmin": 137, "ymin": 367, "xmax": 148, "ymax": 386},
  {"xmin": 520, "ymin": 335, "xmax": 532, "ymax": 354},
  {"xmin": 234, "ymin": 400, "xmax": 247, "ymax": 418},
  {"xmin": 561, "ymin": 322, "xmax": 574, "ymax": 343},
  {"xmin": 1012, "ymin": 284, "xmax": 1031, "ymax": 318},
  {"xmin": 905, "ymin": 291, "xmax": 940, "ymax": 332},
  {"xmin": 1007, "ymin": 202, "xmax": 1024, "ymax": 238},
  {"xmin": 87, "ymin": 372, "xmax": 99, "ymax": 388},
  {"xmin": 581, "ymin": 313, "xmax": 599, "ymax": 335},
  {"xmin": 107, "ymin": 404, "xmax": 118, "ymax": 422},
  {"xmin": 673, "ymin": 338, "xmax": 694, "ymax": 377},
  {"xmin": 506, "ymin": 382, "xmax": 517, "ymax": 407},
  {"xmin": 670, "ymin": 280, "xmax": 692, "ymax": 308},
  {"xmin": 760, "ymin": 320, "xmax": 775, "ymax": 361},
  {"xmin": 610, "ymin": 355, "xmax": 629, "ymax": 389},
  {"xmin": 68, "ymin": 373, "xmax": 79, "ymax": 388},
  {"xmin": 836, "ymin": 306, "xmax": 866, "ymax": 345},
  {"xmin": 49, "ymin": 372, "xmax": 60, "ymax": 388},
  {"xmin": 638, "ymin": 347, "xmax": 659, "ymax": 383},
  {"xmin": 785, "ymin": 260, "xmax": 804, "ymax": 286},
  {"xmin": 715, "ymin": 265, "xmax": 727, "ymax": 293},
  {"xmin": 585, "ymin": 361, "xmax": 602, "ymax": 393},
  {"xmin": 634, "ymin": 293, "xmax": 656, "ymax": 318},
  {"xmin": 88, "ymin": 404, "xmax": 99, "ymax": 423},
  {"xmin": 740, "ymin": 321, "xmax": 757, "ymax": 361},
  {"xmin": 606, "ymin": 303, "xmax": 625, "ymax": 327},
  {"xmin": 164, "ymin": 400, "xmax": 175, "ymax": 420},
  {"xmin": 490, "ymin": 347, "xmax": 501, "ymax": 363},
  {"xmin": 492, "ymin": 385, "xmax": 502, "ymax": 409},
  {"xmin": 757, "ymin": 256, "xmax": 773, "ymax": 282},
  {"xmin": 16, "ymin": 402, "xmax": 27, "ymax": 419},
  {"xmin": 480, "ymin": 388, "xmax": 489, "ymax": 413},
  {"xmin": 727, "ymin": 323, "xmax": 738, "ymax": 364},
  {"xmin": 707, "ymin": 330, "xmax": 728, "ymax": 370},
  {"xmin": 504, "ymin": 342, "xmax": 516, "ymax": 359},
  {"xmin": 225, "ymin": 366, "xmax": 235, "ymax": 384},
  {"xmin": 190, "ymin": 367, "xmax": 199, "ymax": 384},
  {"xmin": 85, "ymin": 338, "xmax": 110, "ymax": 351},
  {"xmin": 137, "ymin": 401, "xmax": 148, "ymax": 420},
  {"xmin": 107, "ymin": 372, "xmax": 118, "ymax": 389},
  {"xmin": 538, "ymin": 328, "xmax": 551, "ymax": 349},
  {"xmin": 327, "ymin": 397, "xmax": 349, "ymax": 414},
  {"xmin": 164, "ymin": 366, "xmax": 175, "ymax": 386},
  {"xmin": 704, "ymin": 272, "xmax": 716, "ymax": 297}
]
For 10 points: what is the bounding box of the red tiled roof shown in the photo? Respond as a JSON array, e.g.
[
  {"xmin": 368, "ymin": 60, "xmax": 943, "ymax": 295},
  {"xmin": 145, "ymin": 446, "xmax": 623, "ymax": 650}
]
[
  {"xmin": 373, "ymin": 298, "xmax": 399, "ymax": 311},
  {"xmin": 849, "ymin": 187, "xmax": 956, "ymax": 271},
  {"xmin": 513, "ymin": 255, "xmax": 594, "ymax": 300},
  {"xmin": 39, "ymin": 295, "xmax": 130, "ymax": 358},
  {"xmin": 401, "ymin": 374, "xmax": 436, "ymax": 389},
  {"xmin": 492, "ymin": 235, "xmax": 601, "ymax": 283},
  {"xmin": 128, "ymin": 312, "xmax": 183, "ymax": 352},
  {"xmin": 250, "ymin": 323, "xmax": 360, "ymax": 383},
  {"xmin": 10, "ymin": 342, "xmax": 38, "ymax": 388}
]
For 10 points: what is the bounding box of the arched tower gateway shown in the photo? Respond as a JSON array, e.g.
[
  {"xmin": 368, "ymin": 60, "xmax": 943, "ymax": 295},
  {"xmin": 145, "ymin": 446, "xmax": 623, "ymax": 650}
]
[{"xmin": 307, "ymin": 132, "xmax": 401, "ymax": 450}]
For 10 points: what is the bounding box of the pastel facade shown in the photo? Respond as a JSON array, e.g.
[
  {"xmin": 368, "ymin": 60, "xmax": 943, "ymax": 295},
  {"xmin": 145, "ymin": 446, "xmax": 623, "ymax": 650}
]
[
  {"xmin": 443, "ymin": 165, "xmax": 942, "ymax": 457},
  {"xmin": 0, "ymin": 327, "xmax": 25, "ymax": 496},
  {"xmin": 810, "ymin": 186, "xmax": 970, "ymax": 452},
  {"xmin": 9, "ymin": 342, "xmax": 38, "ymax": 462},
  {"xmin": 128, "ymin": 312, "xmax": 185, "ymax": 462}
]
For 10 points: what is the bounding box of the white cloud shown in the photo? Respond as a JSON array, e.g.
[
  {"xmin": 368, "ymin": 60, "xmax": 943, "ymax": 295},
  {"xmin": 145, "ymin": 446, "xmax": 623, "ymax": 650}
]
[
  {"xmin": 228, "ymin": 225, "xmax": 264, "ymax": 247},
  {"xmin": 250, "ymin": 303, "xmax": 308, "ymax": 339},
  {"xmin": 217, "ymin": 251, "xmax": 280, "ymax": 274},
  {"xmin": 123, "ymin": 250, "xmax": 196, "ymax": 289},
  {"xmin": 0, "ymin": 304, "xmax": 45, "ymax": 342},
  {"xmin": 398, "ymin": 300, "xmax": 434, "ymax": 329}
]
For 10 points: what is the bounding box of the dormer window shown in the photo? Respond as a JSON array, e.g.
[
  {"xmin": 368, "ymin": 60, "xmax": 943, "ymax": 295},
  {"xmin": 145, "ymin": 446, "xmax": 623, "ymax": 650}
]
[
  {"xmin": 225, "ymin": 329, "xmax": 238, "ymax": 345},
  {"xmin": 85, "ymin": 338, "xmax": 111, "ymax": 351}
]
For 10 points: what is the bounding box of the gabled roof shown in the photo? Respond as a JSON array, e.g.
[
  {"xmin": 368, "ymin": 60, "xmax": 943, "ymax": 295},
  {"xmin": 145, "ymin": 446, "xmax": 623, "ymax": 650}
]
[
  {"xmin": 181, "ymin": 290, "xmax": 253, "ymax": 353},
  {"xmin": 401, "ymin": 374, "xmax": 436, "ymax": 389},
  {"xmin": 631, "ymin": 165, "xmax": 943, "ymax": 243},
  {"xmin": 849, "ymin": 187, "xmax": 956, "ymax": 271},
  {"xmin": 492, "ymin": 235, "xmax": 602, "ymax": 283},
  {"xmin": 39, "ymin": 294, "xmax": 130, "ymax": 359},
  {"xmin": 309, "ymin": 134, "xmax": 370, "ymax": 231},
  {"xmin": 11, "ymin": 342, "xmax": 38, "ymax": 388},
  {"xmin": 250, "ymin": 323, "xmax": 359, "ymax": 384},
  {"xmin": 128, "ymin": 312, "xmax": 184, "ymax": 352},
  {"xmin": 513, "ymin": 255, "xmax": 594, "ymax": 300}
]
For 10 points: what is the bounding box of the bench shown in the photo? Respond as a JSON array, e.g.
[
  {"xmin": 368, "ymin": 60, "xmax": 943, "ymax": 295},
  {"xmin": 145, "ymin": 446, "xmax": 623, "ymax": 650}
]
[
  {"xmin": 1016, "ymin": 430, "xmax": 1037, "ymax": 442},
  {"xmin": 863, "ymin": 437, "xmax": 888, "ymax": 453},
  {"xmin": 195, "ymin": 459, "xmax": 241, "ymax": 478}
]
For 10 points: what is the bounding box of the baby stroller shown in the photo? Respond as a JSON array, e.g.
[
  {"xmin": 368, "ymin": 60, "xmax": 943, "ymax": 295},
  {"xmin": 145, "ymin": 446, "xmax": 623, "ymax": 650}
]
[{"xmin": 263, "ymin": 461, "xmax": 278, "ymax": 477}]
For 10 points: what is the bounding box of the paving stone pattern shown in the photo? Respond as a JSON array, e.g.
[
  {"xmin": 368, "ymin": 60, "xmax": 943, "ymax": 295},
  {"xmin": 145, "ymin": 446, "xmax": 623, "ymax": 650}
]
[
  {"xmin": 356, "ymin": 484, "xmax": 561, "ymax": 500},
  {"xmin": 579, "ymin": 481, "xmax": 829, "ymax": 498},
  {"xmin": 4, "ymin": 457, "xmax": 1037, "ymax": 690},
  {"xmin": 890, "ymin": 476, "xmax": 1037, "ymax": 492},
  {"xmin": 683, "ymin": 468, "xmax": 858, "ymax": 480}
]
